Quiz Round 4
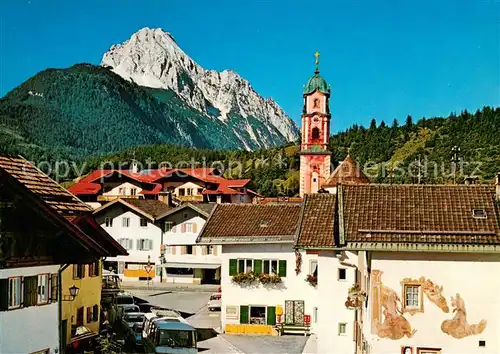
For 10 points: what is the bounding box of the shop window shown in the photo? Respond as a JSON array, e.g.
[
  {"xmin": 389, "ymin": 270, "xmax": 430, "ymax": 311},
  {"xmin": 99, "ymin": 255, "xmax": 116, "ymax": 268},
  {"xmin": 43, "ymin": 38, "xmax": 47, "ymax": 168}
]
[{"xmin": 249, "ymin": 306, "xmax": 266, "ymax": 324}]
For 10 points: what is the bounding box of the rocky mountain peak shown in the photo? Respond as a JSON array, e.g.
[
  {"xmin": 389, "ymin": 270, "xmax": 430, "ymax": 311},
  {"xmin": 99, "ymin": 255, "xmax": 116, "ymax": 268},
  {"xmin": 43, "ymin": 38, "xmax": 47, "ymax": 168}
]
[{"xmin": 101, "ymin": 27, "xmax": 299, "ymax": 147}]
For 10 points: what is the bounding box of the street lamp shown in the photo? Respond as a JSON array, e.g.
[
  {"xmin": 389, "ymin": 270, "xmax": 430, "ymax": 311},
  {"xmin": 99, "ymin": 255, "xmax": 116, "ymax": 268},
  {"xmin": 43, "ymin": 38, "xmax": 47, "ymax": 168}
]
[{"xmin": 63, "ymin": 285, "xmax": 80, "ymax": 301}]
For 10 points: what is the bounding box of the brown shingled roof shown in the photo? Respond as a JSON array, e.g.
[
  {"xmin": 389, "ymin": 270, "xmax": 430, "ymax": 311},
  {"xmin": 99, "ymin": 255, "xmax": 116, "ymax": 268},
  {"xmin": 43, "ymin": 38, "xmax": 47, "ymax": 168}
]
[
  {"xmin": 323, "ymin": 155, "xmax": 370, "ymax": 187},
  {"xmin": 295, "ymin": 193, "xmax": 337, "ymax": 248},
  {"xmin": 0, "ymin": 155, "xmax": 92, "ymax": 217},
  {"xmin": 341, "ymin": 184, "xmax": 500, "ymax": 245},
  {"xmin": 198, "ymin": 204, "xmax": 302, "ymax": 244}
]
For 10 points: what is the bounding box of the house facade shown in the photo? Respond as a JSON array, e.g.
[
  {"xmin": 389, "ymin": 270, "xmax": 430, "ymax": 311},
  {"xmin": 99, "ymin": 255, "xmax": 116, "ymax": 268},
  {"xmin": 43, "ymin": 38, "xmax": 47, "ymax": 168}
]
[
  {"xmin": 197, "ymin": 204, "xmax": 326, "ymax": 335},
  {"xmin": 94, "ymin": 199, "xmax": 221, "ymax": 284},
  {"xmin": 0, "ymin": 155, "xmax": 126, "ymax": 354},
  {"xmin": 69, "ymin": 167, "xmax": 258, "ymax": 206},
  {"xmin": 198, "ymin": 181, "xmax": 500, "ymax": 354}
]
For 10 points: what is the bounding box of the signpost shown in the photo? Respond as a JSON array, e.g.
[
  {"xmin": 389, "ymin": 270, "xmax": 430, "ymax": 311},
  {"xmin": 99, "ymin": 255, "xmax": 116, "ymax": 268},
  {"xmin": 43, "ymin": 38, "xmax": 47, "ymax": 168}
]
[{"xmin": 145, "ymin": 255, "xmax": 152, "ymax": 290}]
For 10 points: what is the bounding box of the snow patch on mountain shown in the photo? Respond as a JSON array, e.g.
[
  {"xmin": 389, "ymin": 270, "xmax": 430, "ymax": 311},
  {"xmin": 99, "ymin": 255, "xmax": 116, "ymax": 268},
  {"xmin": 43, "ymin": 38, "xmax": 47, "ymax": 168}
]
[{"xmin": 101, "ymin": 27, "xmax": 299, "ymax": 149}]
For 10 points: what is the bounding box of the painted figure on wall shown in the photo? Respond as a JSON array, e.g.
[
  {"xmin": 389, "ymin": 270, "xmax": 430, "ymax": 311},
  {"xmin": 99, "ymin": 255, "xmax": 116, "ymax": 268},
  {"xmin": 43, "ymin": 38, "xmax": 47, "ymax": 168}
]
[
  {"xmin": 421, "ymin": 277, "xmax": 449, "ymax": 313},
  {"xmin": 441, "ymin": 293, "xmax": 487, "ymax": 339},
  {"xmin": 371, "ymin": 270, "xmax": 416, "ymax": 340}
]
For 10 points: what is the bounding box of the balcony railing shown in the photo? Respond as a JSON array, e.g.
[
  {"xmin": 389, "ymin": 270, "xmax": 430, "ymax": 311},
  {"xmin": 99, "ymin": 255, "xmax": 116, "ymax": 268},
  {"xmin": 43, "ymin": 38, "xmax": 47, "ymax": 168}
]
[
  {"xmin": 97, "ymin": 195, "xmax": 140, "ymax": 201},
  {"xmin": 176, "ymin": 195, "xmax": 204, "ymax": 202}
]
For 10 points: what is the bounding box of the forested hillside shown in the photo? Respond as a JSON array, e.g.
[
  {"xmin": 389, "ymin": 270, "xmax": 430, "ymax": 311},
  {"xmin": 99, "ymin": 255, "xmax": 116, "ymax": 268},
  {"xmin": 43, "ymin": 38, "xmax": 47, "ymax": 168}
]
[
  {"xmin": 0, "ymin": 63, "xmax": 294, "ymax": 160},
  {"xmin": 83, "ymin": 106, "xmax": 499, "ymax": 196}
]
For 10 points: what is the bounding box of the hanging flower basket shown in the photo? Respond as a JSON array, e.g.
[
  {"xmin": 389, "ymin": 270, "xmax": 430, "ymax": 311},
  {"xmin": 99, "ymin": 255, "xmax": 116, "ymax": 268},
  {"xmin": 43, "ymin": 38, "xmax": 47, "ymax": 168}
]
[
  {"xmin": 305, "ymin": 274, "xmax": 317, "ymax": 287},
  {"xmin": 258, "ymin": 273, "xmax": 282, "ymax": 285},
  {"xmin": 232, "ymin": 272, "xmax": 257, "ymax": 285}
]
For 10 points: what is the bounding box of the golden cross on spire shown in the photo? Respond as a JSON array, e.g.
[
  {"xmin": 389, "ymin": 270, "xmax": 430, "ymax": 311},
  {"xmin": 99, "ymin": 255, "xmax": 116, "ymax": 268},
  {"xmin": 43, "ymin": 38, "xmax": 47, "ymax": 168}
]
[{"xmin": 314, "ymin": 51, "xmax": 320, "ymax": 72}]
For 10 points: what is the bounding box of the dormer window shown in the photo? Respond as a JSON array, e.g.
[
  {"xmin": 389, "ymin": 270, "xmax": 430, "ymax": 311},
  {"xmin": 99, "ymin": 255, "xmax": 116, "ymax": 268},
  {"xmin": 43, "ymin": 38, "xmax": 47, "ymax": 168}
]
[
  {"xmin": 260, "ymin": 220, "xmax": 270, "ymax": 227},
  {"xmin": 472, "ymin": 209, "xmax": 487, "ymax": 219}
]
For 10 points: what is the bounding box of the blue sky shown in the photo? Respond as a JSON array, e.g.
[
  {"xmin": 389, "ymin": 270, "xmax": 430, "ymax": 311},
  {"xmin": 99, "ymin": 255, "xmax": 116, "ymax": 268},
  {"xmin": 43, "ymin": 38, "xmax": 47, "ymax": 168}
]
[{"xmin": 0, "ymin": 0, "xmax": 498, "ymax": 132}]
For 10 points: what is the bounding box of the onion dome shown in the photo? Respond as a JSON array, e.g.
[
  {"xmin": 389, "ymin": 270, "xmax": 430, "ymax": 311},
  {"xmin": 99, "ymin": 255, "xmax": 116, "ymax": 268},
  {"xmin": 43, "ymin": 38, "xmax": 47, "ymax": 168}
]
[{"xmin": 303, "ymin": 51, "xmax": 330, "ymax": 95}]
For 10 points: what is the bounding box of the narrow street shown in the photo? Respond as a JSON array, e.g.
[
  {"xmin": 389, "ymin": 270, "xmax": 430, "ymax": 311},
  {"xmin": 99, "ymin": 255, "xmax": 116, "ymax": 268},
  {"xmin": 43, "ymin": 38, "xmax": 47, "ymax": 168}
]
[{"xmin": 126, "ymin": 288, "xmax": 311, "ymax": 353}]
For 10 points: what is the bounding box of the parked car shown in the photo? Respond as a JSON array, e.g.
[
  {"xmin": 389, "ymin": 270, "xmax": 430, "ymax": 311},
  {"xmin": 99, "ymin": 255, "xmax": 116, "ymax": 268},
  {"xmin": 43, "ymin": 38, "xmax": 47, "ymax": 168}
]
[
  {"xmin": 121, "ymin": 312, "xmax": 145, "ymax": 330},
  {"xmin": 207, "ymin": 293, "xmax": 221, "ymax": 311},
  {"xmin": 125, "ymin": 322, "xmax": 144, "ymax": 348},
  {"xmin": 118, "ymin": 304, "xmax": 140, "ymax": 320}
]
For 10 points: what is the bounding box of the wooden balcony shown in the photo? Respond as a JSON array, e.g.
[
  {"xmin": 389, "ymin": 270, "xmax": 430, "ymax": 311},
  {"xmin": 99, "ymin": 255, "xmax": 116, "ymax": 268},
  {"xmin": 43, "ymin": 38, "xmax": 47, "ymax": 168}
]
[
  {"xmin": 97, "ymin": 195, "xmax": 140, "ymax": 202},
  {"xmin": 176, "ymin": 195, "xmax": 204, "ymax": 202}
]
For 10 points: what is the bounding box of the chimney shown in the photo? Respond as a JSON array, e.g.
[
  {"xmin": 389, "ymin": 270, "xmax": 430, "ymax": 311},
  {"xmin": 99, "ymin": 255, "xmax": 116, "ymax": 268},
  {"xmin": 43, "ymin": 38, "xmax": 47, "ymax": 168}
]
[
  {"xmin": 496, "ymin": 173, "xmax": 500, "ymax": 201},
  {"xmin": 158, "ymin": 191, "xmax": 173, "ymax": 206}
]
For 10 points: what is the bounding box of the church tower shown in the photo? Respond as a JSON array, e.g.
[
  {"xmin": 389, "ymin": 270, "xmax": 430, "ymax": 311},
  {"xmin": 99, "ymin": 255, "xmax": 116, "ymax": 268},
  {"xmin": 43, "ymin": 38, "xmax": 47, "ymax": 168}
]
[{"xmin": 299, "ymin": 52, "xmax": 331, "ymax": 197}]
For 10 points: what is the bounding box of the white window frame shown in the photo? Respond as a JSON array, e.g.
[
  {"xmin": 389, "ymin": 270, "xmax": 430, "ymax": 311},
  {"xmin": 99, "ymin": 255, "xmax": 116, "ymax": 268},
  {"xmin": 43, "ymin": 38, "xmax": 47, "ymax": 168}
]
[
  {"xmin": 105, "ymin": 217, "xmax": 113, "ymax": 227},
  {"xmin": 118, "ymin": 238, "xmax": 132, "ymax": 250},
  {"xmin": 338, "ymin": 322, "xmax": 347, "ymax": 336},
  {"xmin": 37, "ymin": 273, "xmax": 49, "ymax": 304},
  {"xmin": 185, "ymin": 223, "xmax": 193, "ymax": 233},
  {"xmin": 249, "ymin": 305, "xmax": 267, "ymax": 325},
  {"xmin": 310, "ymin": 260, "xmax": 318, "ymax": 275},
  {"xmin": 405, "ymin": 284, "xmax": 420, "ymax": 308},
  {"xmin": 137, "ymin": 239, "xmax": 153, "ymax": 251},
  {"xmin": 131, "ymin": 188, "xmax": 137, "ymax": 196},
  {"xmin": 140, "ymin": 218, "xmax": 148, "ymax": 227},
  {"xmin": 338, "ymin": 268, "xmax": 347, "ymax": 281},
  {"xmin": 8, "ymin": 277, "xmax": 21, "ymax": 309},
  {"xmin": 237, "ymin": 259, "xmax": 254, "ymax": 273},
  {"xmin": 122, "ymin": 217, "xmax": 130, "ymax": 227},
  {"xmin": 263, "ymin": 259, "xmax": 279, "ymax": 275}
]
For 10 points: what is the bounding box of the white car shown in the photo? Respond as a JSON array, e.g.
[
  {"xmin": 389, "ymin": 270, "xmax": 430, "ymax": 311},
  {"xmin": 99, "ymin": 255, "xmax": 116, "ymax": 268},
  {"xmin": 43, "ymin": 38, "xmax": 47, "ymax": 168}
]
[{"xmin": 207, "ymin": 293, "xmax": 221, "ymax": 311}]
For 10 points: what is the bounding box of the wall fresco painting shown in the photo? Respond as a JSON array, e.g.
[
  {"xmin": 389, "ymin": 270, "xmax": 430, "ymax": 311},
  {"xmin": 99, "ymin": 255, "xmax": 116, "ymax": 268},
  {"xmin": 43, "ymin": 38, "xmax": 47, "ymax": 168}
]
[
  {"xmin": 441, "ymin": 293, "xmax": 487, "ymax": 339},
  {"xmin": 371, "ymin": 270, "xmax": 417, "ymax": 339},
  {"xmin": 371, "ymin": 271, "xmax": 485, "ymax": 340}
]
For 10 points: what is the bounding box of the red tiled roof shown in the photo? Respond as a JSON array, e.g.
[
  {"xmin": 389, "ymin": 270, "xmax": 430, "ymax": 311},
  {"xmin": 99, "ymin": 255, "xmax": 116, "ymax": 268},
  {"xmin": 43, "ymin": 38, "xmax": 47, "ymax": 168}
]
[
  {"xmin": 0, "ymin": 155, "xmax": 127, "ymax": 256},
  {"xmin": 323, "ymin": 155, "xmax": 370, "ymax": 187},
  {"xmin": 341, "ymin": 184, "xmax": 500, "ymax": 245},
  {"xmin": 295, "ymin": 194, "xmax": 337, "ymax": 248},
  {"xmin": 68, "ymin": 182, "xmax": 102, "ymax": 195},
  {"xmin": 198, "ymin": 204, "xmax": 302, "ymax": 244},
  {"xmin": 139, "ymin": 183, "xmax": 163, "ymax": 195}
]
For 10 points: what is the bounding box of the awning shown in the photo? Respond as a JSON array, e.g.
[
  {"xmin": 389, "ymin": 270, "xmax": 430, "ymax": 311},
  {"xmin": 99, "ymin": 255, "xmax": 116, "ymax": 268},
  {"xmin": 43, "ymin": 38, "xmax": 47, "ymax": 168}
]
[{"xmin": 160, "ymin": 262, "xmax": 220, "ymax": 269}]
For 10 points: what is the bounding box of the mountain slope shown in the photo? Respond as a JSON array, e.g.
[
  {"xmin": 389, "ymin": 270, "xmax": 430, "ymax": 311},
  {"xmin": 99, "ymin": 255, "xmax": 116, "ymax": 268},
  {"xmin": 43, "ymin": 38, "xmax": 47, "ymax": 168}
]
[
  {"xmin": 0, "ymin": 62, "xmax": 297, "ymax": 159},
  {"xmin": 101, "ymin": 27, "xmax": 298, "ymax": 145}
]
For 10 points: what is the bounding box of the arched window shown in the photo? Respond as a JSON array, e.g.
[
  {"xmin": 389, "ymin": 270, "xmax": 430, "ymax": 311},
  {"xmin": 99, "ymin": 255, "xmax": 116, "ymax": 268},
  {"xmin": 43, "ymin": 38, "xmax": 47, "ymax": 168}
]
[
  {"xmin": 312, "ymin": 127, "xmax": 320, "ymax": 140},
  {"xmin": 313, "ymin": 98, "xmax": 320, "ymax": 108}
]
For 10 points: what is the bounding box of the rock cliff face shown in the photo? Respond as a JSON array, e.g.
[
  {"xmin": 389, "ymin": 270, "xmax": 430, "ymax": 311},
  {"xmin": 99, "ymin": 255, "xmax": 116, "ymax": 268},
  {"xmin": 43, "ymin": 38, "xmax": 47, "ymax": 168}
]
[{"xmin": 102, "ymin": 27, "xmax": 299, "ymax": 149}]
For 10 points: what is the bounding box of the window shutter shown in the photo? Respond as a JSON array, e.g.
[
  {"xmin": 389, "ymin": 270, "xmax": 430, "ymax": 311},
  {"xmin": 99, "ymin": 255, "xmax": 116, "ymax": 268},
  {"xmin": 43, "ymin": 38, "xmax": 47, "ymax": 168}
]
[
  {"xmin": 240, "ymin": 305, "xmax": 249, "ymax": 324},
  {"xmin": 201, "ymin": 246, "xmax": 207, "ymax": 256},
  {"xmin": 172, "ymin": 222, "xmax": 177, "ymax": 233},
  {"xmin": 96, "ymin": 261, "xmax": 100, "ymax": 277},
  {"xmin": 278, "ymin": 260, "xmax": 287, "ymax": 277},
  {"xmin": 172, "ymin": 246, "xmax": 176, "ymax": 255},
  {"xmin": 254, "ymin": 260, "xmax": 263, "ymax": 275},
  {"xmin": 149, "ymin": 240, "xmax": 153, "ymax": 251},
  {"xmin": 181, "ymin": 246, "xmax": 186, "ymax": 255},
  {"xmin": 0, "ymin": 279, "xmax": 8, "ymax": 310},
  {"xmin": 213, "ymin": 246, "xmax": 218, "ymax": 256},
  {"xmin": 267, "ymin": 306, "xmax": 276, "ymax": 325},
  {"xmin": 81, "ymin": 265, "xmax": 86, "ymax": 278},
  {"xmin": 181, "ymin": 224, "xmax": 186, "ymax": 233},
  {"xmin": 93, "ymin": 305, "xmax": 99, "ymax": 322},
  {"xmin": 51, "ymin": 274, "xmax": 58, "ymax": 303},
  {"xmin": 87, "ymin": 307, "xmax": 91, "ymax": 323},
  {"xmin": 193, "ymin": 223, "xmax": 197, "ymax": 233},
  {"xmin": 137, "ymin": 239, "xmax": 141, "ymax": 250},
  {"xmin": 229, "ymin": 259, "xmax": 237, "ymax": 276}
]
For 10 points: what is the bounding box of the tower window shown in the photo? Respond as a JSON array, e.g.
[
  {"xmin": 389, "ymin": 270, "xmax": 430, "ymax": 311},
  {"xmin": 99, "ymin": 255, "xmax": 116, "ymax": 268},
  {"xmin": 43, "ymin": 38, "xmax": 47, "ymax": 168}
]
[
  {"xmin": 312, "ymin": 127, "xmax": 320, "ymax": 140},
  {"xmin": 313, "ymin": 98, "xmax": 320, "ymax": 108}
]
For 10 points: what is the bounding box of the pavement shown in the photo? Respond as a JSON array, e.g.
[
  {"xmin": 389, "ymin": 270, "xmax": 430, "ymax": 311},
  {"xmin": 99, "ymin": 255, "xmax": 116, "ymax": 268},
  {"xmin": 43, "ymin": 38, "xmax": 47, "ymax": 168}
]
[{"xmin": 301, "ymin": 334, "xmax": 317, "ymax": 354}]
